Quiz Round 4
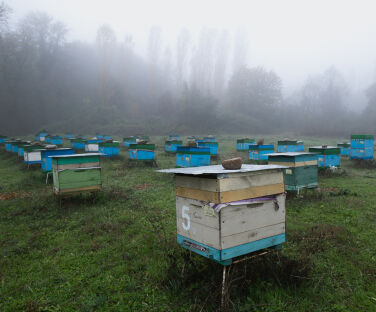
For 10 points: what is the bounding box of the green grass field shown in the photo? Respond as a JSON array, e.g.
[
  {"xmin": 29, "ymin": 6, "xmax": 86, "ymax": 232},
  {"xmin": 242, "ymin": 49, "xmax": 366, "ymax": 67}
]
[{"xmin": 0, "ymin": 135, "xmax": 375, "ymax": 311}]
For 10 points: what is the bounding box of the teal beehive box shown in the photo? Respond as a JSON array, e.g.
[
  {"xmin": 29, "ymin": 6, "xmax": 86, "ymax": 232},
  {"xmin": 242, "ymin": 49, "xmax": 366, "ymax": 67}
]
[
  {"xmin": 309, "ymin": 146, "xmax": 340, "ymax": 168},
  {"xmin": 268, "ymin": 152, "xmax": 318, "ymax": 191}
]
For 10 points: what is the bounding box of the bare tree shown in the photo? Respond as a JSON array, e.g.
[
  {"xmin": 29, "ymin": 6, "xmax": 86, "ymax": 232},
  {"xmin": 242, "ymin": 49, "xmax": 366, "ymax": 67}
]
[
  {"xmin": 213, "ymin": 30, "xmax": 230, "ymax": 98},
  {"xmin": 232, "ymin": 26, "xmax": 248, "ymax": 73}
]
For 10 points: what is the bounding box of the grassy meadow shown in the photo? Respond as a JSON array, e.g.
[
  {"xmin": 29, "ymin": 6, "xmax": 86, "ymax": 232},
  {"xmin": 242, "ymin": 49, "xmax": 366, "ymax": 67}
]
[{"xmin": 0, "ymin": 135, "xmax": 375, "ymax": 311}]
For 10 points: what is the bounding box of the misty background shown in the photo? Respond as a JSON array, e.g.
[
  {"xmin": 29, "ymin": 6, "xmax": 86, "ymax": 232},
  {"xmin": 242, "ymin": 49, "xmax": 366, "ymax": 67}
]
[{"xmin": 1, "ymin": 0, "xmax": 376, "ymax": 136}]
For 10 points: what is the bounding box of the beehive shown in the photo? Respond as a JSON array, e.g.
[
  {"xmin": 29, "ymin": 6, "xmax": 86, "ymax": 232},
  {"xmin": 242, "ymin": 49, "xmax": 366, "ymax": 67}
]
[
  {"xmin": 337, "ymin": 142, "xmax": 350, "ymax": 156},
  {"xmin": 129, "ymin": 144, "xmax": 155, "ymax": 161},
  {"xmin": 158, "ymin": 165, "xmax": 286, "ymax": 265},
  {"xmin": 98, "ymin": 141, "xmax": 120, "ymax": 157},
  {"xmin": 277, "ymin": 140, "xmax": 304, "ymax": 152},
  {"xmin": 49, "ymin": 135, "xmax": 63, "ymax": 146},
  {"xmin": 23, "ymin": 145, "xmax": 45, "ymax": 165},
  {"xmin": 309, "ymin": 146, "xmax": 340, "ymax": 168},
  {"xmin": 249, "ymin": 145, "xmax": 275, "ymax": 161},
  {"xmin": 350, "ymin": 135, "xmax": 374, "ymax": 160},
  {"xmin": 237, "ymin": 138, "xmax": 256, "ymax": 151},
  {"xmin": 123, "ymin": 136, "xmax": 137, "ymax": 147},
  {"xmin": 103, "ymin": 135, "xmax": 112, "ymax": 140},
  {"xmin": 52, "ymin": 153, "xmax": 102, "ymax": 195},
  {"xmin": 65, "ymin": 133, "xmax": 73, "ymax": 139},
  {"xmin": 70, "ymin": 138, "xmax": 86, "ymax": 150},
  {"xmin": 12, "ymin": 141, "xmax": 29, "ymax": 154},
  {"xmin": 17, "ymin": 143, "xmax": 32, "ymax": 157},
  {"xmin": 4, "ymin": 140, "xmax": 15, "ymax": 152},
  {"xmin": 165, "ymin": 140, "xmax": 183, "ymax": 153},
  {"xmin": 203, "ymin": 136, "xmax": 216, "ymax": 143},
  {"xmin": 268, "ymin": 152, "xmax": 318, "ymax": 191},
  {"xmin": 36, "ymin": 130, "xmax": 48, "ymax": 142},
  {"xmin": 85, "ymin": 139, "xmax": 103, "ymax": 152},
  {"xmin": 176, "ymin": 146, "xmax": 211, "ymax": 167},
  {"xmin": 0, "ymin": 135, "xmax": 7, "ymax": 144},
  {"xmin": 41, "ymin": 148, "xmax": 75, "ymax": 172},
  {"xmin": 196, "ymin": 141, "xmax": 219, "ymax": 156}
]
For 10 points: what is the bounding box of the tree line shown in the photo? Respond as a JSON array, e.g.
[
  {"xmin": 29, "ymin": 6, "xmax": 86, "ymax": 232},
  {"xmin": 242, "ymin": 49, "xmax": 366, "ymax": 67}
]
[{"xmin": 0, "ymin": 3, "xmax": 375, "ymax": 136}]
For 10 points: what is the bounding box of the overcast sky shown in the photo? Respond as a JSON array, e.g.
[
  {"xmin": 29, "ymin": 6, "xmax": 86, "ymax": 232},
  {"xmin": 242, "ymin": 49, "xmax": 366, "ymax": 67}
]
[{"xmin": 9, "ymin": 0, "xmax": 376, "ymax": 103}]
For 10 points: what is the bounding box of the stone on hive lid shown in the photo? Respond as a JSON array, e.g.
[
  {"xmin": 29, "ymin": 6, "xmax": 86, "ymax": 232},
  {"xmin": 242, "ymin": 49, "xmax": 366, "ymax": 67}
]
[{"xmin": 222, "ymin": 157, "xmax": 242, "ymax": 170}]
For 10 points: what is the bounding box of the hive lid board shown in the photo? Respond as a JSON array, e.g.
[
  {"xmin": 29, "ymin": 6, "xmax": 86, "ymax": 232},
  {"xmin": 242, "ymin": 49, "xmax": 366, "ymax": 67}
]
[
  {"xmin": 310, "ymin": 145, "xmax": 338, "ymax": 149},
  {"xmin": 267, "ymin": 152, "xmax": 316, "ymax": 157},
  {"xmin": 51, "ymin": 153, "xmax": 103, "ymax": 158},
  {"xmin": 157, "ymin": 164, "xmax": 286, "ymax": 175}
]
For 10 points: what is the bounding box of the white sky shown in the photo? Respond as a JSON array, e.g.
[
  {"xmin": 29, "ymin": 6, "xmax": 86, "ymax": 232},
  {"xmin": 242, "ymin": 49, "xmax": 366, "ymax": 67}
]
[{"xmin": 8, "ymin": 0, "xmax": 376, "ymax": 101}]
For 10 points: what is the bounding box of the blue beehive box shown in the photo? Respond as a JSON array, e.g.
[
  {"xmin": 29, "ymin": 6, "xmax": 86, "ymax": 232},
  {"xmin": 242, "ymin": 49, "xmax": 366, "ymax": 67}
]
[
  {"xmin": 309, "ymin": 146, "xmax": 340, "ymax": 168},
  {"xmin": 123, "ymin": 136, "xmax": 137, "ymax": 147},
  {"xmin": 103, "ymin": 135, "xmax": 112, "ymax": 140},
  {"xmin": 277, "ymin": 140, "xmax": 304, "ymax": 152},
  {"xmin": 129, "ymin": 144, "xmax": 155, "ymax": 160},
  {"xmin": 36, "ymin": 130, "xmax": 49, "ymax": 142},
  {"xmin": 98, "ymin": 141, "xmax": 120, "ymax": 157},
  {"xmin": 337, "ymin": 142, "xmax": 350, "ymax": 156},
  {"xmin": 249, "ymin": 145, "xmax": 275, "ymax": 161},
  {"xmin": 350, "ymin": 134, "xmax": 374, "ymax": 160},
  {"xmin": 157, "ymin": 165, "xmax": 286, "ymax": 266},
  {"xmin": 165, "ymin": 140, "xmax": 183, "ymax": 153},
  {"xmin": 41, "ymin": 148, "xmax": 75, "ymax": 172},
  {"xmin": 46, "ymin": 135, "xmax": 63, "ymax": 145},
  {"xmin": 65, "ymin": 133, "xmax": 73, "ymax": 139},
  {"xmin": 12, "ymin": 141, "xmax": 28, "ymax": 154},
  {"xmin": 96, "ymin": 134, "xmax": 104, "ymax": 139},
  {"xmin": 70, "ymin": 138, "xmax": 86, "ymax": 150},
  {"xmin": 0, "ymin": 135, "xmax": 7, "ymax": 144},
  {"xmin": 85, "ymin": 138, "xmax": 103, "ymax": 152},
  {"xmin": 203, "ymin": 136, "xmax": 216, "ymax": 143},
  {"xmin": 18, "ymin": 143, "xmax": 32, "ymax": 157},
  {"xmin": 237, "ymin": 138, "xmax": 256, "ymax": 151},
  {"xmin": 196, "ymin": 141, "xmax": 219, "ymax": 156},
  {"xmin": 176, "ymin": 146, "xmax": 211, "ymax": 167},
  {"xmin": 5, "ymin": 140, "xmax": 15, "ymax": 152}
]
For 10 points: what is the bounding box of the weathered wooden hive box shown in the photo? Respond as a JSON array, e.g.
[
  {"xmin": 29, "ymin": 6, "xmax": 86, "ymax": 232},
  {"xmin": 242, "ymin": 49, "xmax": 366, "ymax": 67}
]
[
  {"xmin": 85, "ymin": 139, "xmax": 103, "ymax": 152},
  {"xmin": 23, "ymin": 145, "xmax": 45, "ymax": 165},
  {"xmin": 129, "ymin": 144, "xmax": 155, "ymax": 160},
  {"xmin": 0, "ymin": 135, "xmax": 7, "ymax": 144},
  {"xmin": 36, "ymin": 130, "xmax": 48, "ymax": 142},
  {"xmin": 98, "ymin": 141, "xmax": 120, "ymax": 157},
  {"xmin": 165, "ymin": 140, "xmax": 183, "ymax": 153},
  {"xmin": 350, "ymin": 134, "xmax": 374, "ymax": 160},
  {"xmin": 123, "ymin": 136, "xmax": 137, "ymax": 147},
  {"xmin": 309, "ymin": 146, "xmax": 340, "ymax": 168},
  {"xmin": 52, "ymin": 153, "xmax": 102, "ymax": 195},
  {"xmin": 249, "ymin": 145, "xmax": 275, "ymax": 161},
  {"xmin": 158, "ymin": 165, "xmax": 286, "ymax": 265},
  {"xmin": 277, "ymin": 140, "xmax": 304, "ymax": 152},
  {"xmin": 176, "ymin": 146, "xmax": 211, "ymax": 167},
  {"xmin": 268, "ymin": 152, "xmax": 318, "ymax": 191},
  {"xmin": 70, "ymin": 138, "xmax": 86, "ymax": 150},
  {"xmin": 196, "ymin": 141, "xmax": 219, "ymax": 156},
  {"xmin": 337, "ymin": 142, "xmax": 350, "ymax": 156},
  {"xmin": 41, "ymin": 148, "xmax": 75, "ymax": 172},
  {"xmin": 237, "ymin": 138, "xmax": 256, "ymax": 151}
]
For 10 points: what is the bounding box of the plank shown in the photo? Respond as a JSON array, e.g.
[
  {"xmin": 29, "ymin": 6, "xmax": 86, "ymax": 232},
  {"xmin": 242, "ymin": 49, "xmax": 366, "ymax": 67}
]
[
  {"xmin": 176, "ymin": 217, "xmax": 221, "ymax": 249},
  {"xmin": 55, "ymin": 185, "xmax": 101, "ymax": 194},
  {"xmin": 218, "ymin": 171, "xmax": 283, "ymax": 191},
  {"xmin": 174, "ymin": 175, "xmax": 220, "ymax": 192},
  {"xmin": 220, "ymin": 193, "xmax": 285, "ymax": 236},
  {"xmin": 221, "ymin": 223, "xmax": 285, "ymax": 249},
  {"xmin": 53, "ymin": 162, "xmax": 100, "ymax": 170},
  {"xmin": 176, "ymin": 183, "xmax": 285, "ymax": 203}
]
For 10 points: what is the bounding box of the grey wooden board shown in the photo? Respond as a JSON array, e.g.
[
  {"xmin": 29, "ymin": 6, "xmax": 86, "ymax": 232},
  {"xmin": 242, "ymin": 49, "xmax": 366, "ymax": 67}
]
[
  {"xmin": 51, "ymin": 153, "xmax": 103, "ymax": 158},
  {"xmin": 176, "ymin": 217, "xmax": 220, "ymax": 249},
  {"xmin": 158, "ymin": 164, "xmax": 286, "ymax": 175},
  {"xmin": 176, "ymin": 196, "xmax": 219, "ymax": 229},
  {"xmin": 220, "ymin": 193, "xmax": 286, "ymax": 236},
  {"xmin": 267, "ymin": 152, "xmax": 316, "ymax": 156},
  {"xmin": 221, "ymin": 223, "xmax": 285, "ymax": 249}
]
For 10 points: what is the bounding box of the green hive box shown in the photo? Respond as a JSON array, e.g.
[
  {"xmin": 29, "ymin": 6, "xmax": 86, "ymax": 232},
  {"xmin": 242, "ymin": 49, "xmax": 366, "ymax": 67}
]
[
  {"xmin": 268, "ymin": 152, "xmax": 318, "ymax": 191},
  {"xmin": 51, "ymin": 153, "xmax": 102, "ymax": 195}
]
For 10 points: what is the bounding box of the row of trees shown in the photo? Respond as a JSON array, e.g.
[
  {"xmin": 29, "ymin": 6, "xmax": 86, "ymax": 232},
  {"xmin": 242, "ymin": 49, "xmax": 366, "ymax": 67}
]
[{"xmin": 0, "ymin": 3, "xmax": 375, "ymax": 136}]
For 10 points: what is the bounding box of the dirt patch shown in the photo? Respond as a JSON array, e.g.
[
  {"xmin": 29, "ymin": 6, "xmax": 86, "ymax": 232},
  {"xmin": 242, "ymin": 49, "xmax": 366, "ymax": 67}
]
[
  {"xmin": 0, "ymin": 191, "xmax": 30, "ymax": 200},
  {"xmin": 133, "ymin": 183, "xmax": 154, "ymax": 190}
]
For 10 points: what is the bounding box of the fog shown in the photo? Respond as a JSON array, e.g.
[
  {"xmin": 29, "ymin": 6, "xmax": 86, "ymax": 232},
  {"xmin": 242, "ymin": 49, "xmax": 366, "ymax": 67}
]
[{"xmin": 1, "ymin": 0, "xmax": 376, "ymax": 135}]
